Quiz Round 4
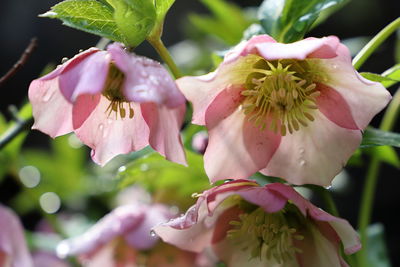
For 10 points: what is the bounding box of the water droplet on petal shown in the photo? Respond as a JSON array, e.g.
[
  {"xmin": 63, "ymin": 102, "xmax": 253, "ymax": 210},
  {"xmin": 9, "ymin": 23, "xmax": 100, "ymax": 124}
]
[
  {"xmin": 299, "ymin": 148, "xmax": 305, "ymax": 154},
  {"xmin": 42, "ymin": 89, "xmax": 55, "ymax": 102},
  {"xmin": 150, "ymin": 230, "xmax": 157, "ymax": 237},
  {"xmin": 325, "ymin": 185, "xmax": 332, "ymax": 190},
  {"xmin": 98, "ymin": 124, "xmax": 104, "ymax": 132},
  {"xmin": 299, "ymin": 160, "xmax": 306, "ymax": 166}
]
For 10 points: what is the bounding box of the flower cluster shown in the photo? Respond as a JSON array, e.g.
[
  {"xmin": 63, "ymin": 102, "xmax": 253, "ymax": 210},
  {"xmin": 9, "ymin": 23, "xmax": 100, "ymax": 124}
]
[{"xmin": 25, "ymin": 33, "xmax": 391, "ymax": 266}]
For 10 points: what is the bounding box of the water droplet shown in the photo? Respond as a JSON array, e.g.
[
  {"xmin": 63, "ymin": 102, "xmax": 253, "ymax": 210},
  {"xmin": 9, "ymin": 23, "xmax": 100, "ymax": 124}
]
[
  {"xmin": 98, "ymin": 124, "xmax": 104, "ymax": 132},
  {"xmin": 42, "ymin": 89, "xmax": 55, "ymax": 102},
  {"xmin": 140, "ymin": 71, "xmax": 148, "ymax": 78},
  {"xmin": 140, "ymin": 163, "xmax": 149, "ymax": 172},
  {"xmin": 118, "ymin": 166, "xmax": 126, "ymax": 173},
  {"xmin": 150, "ymin": 230, "xmax": 156, "ymax": 237},
  {"xmin": 299, "ymin": 148, "xmax": 305, "ymax": 154},
  {"xmin": 325, "ymin": 185, "xmax": 332, "ymax": 190},
  {"xmin": 300, "ymin": 160, "xmax": 306, "ymax": 166},
  {"xmin": 61, "ymin": 57, "xmax": 68, "ymax": 63}
]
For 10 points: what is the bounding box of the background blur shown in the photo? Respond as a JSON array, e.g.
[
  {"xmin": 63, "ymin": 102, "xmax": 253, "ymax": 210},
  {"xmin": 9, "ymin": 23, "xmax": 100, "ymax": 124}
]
[{"xmin": 0, "ymin": 0, "xmax": 399, "ymax": 265}]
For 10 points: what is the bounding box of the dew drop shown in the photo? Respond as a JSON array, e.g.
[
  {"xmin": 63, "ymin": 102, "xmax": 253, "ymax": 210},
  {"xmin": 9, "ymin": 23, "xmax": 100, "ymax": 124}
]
[
  {"xmin": 42, "ymin": 89, "xmax": 55, "ymax": 102},
  {"xmin": 299, "ymin": 147, "xmax": 305, "ymax": 154},
  {"xmin": 299, "ymin": 160, "xmax": 306, "ymax": 166},
  {"xmin": 118, "ymin": 165, "xmax": 126, "ymax": 173},
  {"xmin": 140, "ymin": 163, "xmax": 149, "ymax": 172},
  {"xmin": 140, "ymin": 71, "xmax": 149, "ymax": 78},
  {"xmin": 98, "ymin": 124, "xmax": 104, "ymax": 132},
  {"xmin": 325, "ymin": 185, "xmax": 332, "ymax": 190},
  {"xmin": 150, "ymin": 230, "xmax": 157, "ymax": 237}
]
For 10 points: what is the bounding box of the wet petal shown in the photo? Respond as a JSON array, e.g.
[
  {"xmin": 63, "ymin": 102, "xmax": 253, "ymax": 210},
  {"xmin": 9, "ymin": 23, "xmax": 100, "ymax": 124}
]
[
  {"xmin": 74, "ymin": 96, "xmax": 149, "ymax": 166},
  {"xmin": 141, "ymin": 103, "xmax": 187, "ymax": 165},
  {"xmin": 29, "ymin": 78, "xmax": 73, "ymax": 138},
  {"xmin": 108, "ymin": 43, "xmax": 186, "ymax": 107},
  {"xmin": 59, "ymin": 50, "xmax": 110, "ymax": 102},
  {"xmin": 318, "ymin": 43, "xmax": 391, "ymax": 129},
  {"xmin": 261, "ymin": 111, "xmax": 361, "ymax": 186},
  {"xmin": 204, "ymin": 86, "xmax": 281, "ymax": 182}
]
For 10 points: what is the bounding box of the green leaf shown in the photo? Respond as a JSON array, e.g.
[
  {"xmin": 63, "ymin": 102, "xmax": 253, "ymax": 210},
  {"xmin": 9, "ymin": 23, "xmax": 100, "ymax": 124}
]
[
  {"xmin": 361, "ymin": 128, "xmax": 400, "ymax": 148},
  {"xmin": 111, "ymin": 0, "xmax": 157, "ymax": 47},
  {"xmin": 258, "ymin": 0, "xmax": 346, "ymax": 43},
  {"xmin": 365, "ymin": 223, "xmax": 391, "ymax": 267},
  {"xmin": 118, "ymin": 150, "xmax": 210, "ymax": 210},
  {"xmin": 360, "ymin": 72, "xmax": 398, "ymax": 85},
  {"xmin": 365, "ymin": 146, "xmax": 400, "ymax": 168},
  {"xmin": 381, "ymin": 64, "xmax": 400, "ymax": 88},
  {"xmin": 147, "ymin": 0, "xmax": 175, "ymax": 39},
  {"xmin": 189, "ymin": 0, "xmax": 254, "ymax": 45},
  {"xmin": 41, "ymin": 0, "xmax": 126, "ymax": 43}
]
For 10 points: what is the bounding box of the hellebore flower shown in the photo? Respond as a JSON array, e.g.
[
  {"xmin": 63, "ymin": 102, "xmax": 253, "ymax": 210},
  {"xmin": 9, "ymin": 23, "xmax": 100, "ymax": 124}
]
[
  {"xmin": 0, "ymin": 205, "xmax": 33, "ymax": 267},
  {"xmin": 56, "ymin": 204, "xmax": 212, "ymax": 267},
  {"xmin": 29, "ymin": 43, "xmax": 187, "ymax": 166},
  {"xmin": 154, "ymin": 180, "xmax": 361, "ymax": 267},
  {"xmin": 178, "ymin": 34, "xmax": 391, "ymax": 186}
]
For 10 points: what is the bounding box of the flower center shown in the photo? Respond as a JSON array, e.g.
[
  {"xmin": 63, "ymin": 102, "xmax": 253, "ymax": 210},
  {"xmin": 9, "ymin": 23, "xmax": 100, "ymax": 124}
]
[
  {"xmin": 102, "ymin": 64, "xmax": 134, "ymax": 119},
  {"xmin": 241, "ymin": 59, "xmax": 320, "ymax": 136},
  {"xmin": 227, "ymin": 205, "xmax": 304, "ymax": 264}
]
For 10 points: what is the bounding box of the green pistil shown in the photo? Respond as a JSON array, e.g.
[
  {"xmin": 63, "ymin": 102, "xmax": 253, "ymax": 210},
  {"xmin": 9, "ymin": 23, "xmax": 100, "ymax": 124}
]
[
  {"xmin": 241, "ymin": 59, "xmax": 320, "ymax": 136},
  {"xmin": 227, "ymin": 207, "xmax": 304, "ymax": 264},
  {"xmin": 102, "ymin": 64, "xmax": 134, "ymax": 119}
]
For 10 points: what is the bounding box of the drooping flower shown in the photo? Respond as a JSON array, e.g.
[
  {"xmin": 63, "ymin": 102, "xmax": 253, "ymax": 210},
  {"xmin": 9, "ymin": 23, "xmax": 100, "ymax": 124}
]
[
  {"xmin": 29, "ymin": 43, "xmax": 187, "ymax": 166},
  {"xmin": 177, "ymin": 34, "xmax": 391, "ymax": 186},
  {"xmin": 0, "ymin": 205, "xmax": 33, "ymax": 267},
  {"xmin": 56, "ymin": 203, "xmax": 214, "ymax": 267},
  {"xmin": 154, "ymin": 180, "xmax": 361, "ymax": 267}
]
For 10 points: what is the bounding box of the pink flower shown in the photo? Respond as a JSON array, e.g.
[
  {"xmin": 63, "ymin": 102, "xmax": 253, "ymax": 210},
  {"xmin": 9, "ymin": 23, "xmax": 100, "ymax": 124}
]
[
  {"xmin": 0, "ymin": 205, "xmax": 33, "ymax": 267},
  {"xmin": 178, "ymin": 34, "xmax": 391, "ymax": 186},
  {"xmin": 191, "ymin": 131, "xmax": 209, "ymax": 154},
  {"xmin": 56, "ymin": 203, "xmax": 212, "ymax": 267},
  {"xmin": 154, "ymin": 180, "xmax": 361, "ymax": 267},
  {"xmin": 29, "ymin": 43, "xmax": 187, "ymax": 166}
]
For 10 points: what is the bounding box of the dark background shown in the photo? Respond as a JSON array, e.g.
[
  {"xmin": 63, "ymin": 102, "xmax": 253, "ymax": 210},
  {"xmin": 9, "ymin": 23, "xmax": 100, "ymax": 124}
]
[{"xmin": 0, "ymin": 0, "xmax": 399, "ymax": 265}]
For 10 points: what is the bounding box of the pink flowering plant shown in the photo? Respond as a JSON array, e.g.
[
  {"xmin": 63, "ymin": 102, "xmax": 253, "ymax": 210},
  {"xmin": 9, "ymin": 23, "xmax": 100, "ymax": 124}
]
[{"xmin": 0, "ymin": 0, "xmax": 399, "ymax": 267}]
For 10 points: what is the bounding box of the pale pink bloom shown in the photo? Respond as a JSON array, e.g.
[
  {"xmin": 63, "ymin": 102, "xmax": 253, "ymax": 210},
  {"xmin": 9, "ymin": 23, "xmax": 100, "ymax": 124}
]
[
  {"xmin": 56, "ymin": 204, "xmax": 212, "ymax": 267},
  {"xmin": 29, "ymin": 43, "xmax": 187, "ymax": 166},
  {"xmin": 178, "ymin": 34, "xmax": 391, "ymax": 186},
  {"xmin": 191, "ymin": 131, "xmax": 209, "ymax": 154},
  {"xmin": 154, "ymin": 180, "xmax": 361, "ymax": 267},
  {"xmin": 0, "ymin": 205, "xmax": 33, "ymax": 267}
]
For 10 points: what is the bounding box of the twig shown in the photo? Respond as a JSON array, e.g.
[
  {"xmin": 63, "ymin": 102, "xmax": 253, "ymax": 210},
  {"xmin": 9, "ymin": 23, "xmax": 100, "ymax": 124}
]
[
  {"xmin": 0, "ymin": 37, "xmax": 38, "ymax": 87},
  {"xmin": 0, "ymin": 117, "xmax": 33, "ymax": 150}
]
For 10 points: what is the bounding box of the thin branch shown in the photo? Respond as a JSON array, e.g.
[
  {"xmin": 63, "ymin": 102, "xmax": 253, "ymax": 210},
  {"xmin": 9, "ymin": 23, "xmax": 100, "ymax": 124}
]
[
  {"xmin": 0, "ymin": 117, "xmax": 33, "ymax": 150},
  {"xmin": 0, "ymin": 37, "xmax": 38, "ymax": 87}
]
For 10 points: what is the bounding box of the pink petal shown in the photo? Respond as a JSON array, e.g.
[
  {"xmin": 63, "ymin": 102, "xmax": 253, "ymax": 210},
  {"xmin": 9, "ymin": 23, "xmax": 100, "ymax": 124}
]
[
  {"xmin": 268, "ymin": 183, "xmax": 361, "ymax": 255},
  {"xmin": 141, "ymin": 103, "xmax": 187, "ymax": 166},
  {"xmin": 204, "ymin": 86, "xmax": 281, "ymax": 182},
  {"xmin": 316, "ymin": 83, "xmax": 359, "ymax": 130},
  {"xmin": 153, "ymin": 204, "xmax": 215, "ymax": 253},
  {"xmin": 177, "ymin": 58, "xmax": 256, "ymax": 125},
  {"xmin": 317, "ymin": 43, "xmax": 391, "ymax": 129},
  {"xmin": 73, "ymin": 96, "xmax": 149, "ymax": 166},
  {"xmin": 261, "ymin": 111, "xmax": 361, "ymax": 186},
  {"xmin": 124, "ymin": 204, "xmax": 171, "ymax": 250},
  {"xmin": 295, "ymin": 223, "xmax": 344, "ymax": 267},
  {"xmin": 72, "ymin": 94, "xmax": 101, "ymax": 129},
  {"xmin": 0, "ymin": 205, "xmax": 33, "ymax": 267},
  {"xmin": 56, "ymin": 205, "xmax": 145, "ymax": 258},
  {"xmin": 107, "ymin": 43, "xmax": 186, "ymax": 108},
  {"xmin": 29, "ymin": 78, "xmax": 73, "ymax": 138},
  {"xmin": 59, "ymin": 51, "xmax": 110, "ymax": 102},
  {"xmin": 254, "ymin": 36, "xmax": 340, "ymax": 60},
  {"xmin": 223, "ymin": 34, "xmax": 277, "ymax": 63}
]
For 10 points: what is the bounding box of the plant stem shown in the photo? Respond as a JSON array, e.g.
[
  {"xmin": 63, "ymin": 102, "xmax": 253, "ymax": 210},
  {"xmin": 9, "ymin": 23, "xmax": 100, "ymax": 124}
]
[
  {"xmin": 0, "ymin": 117, "xmax": 33, "ymax": 150},
  {"xmin": 357, "ymin": 89, "xmax": 400, "ymax": 266},
  {"xmin": 353, "ymin": 17, "xmax": 400, "ymax": 70},
  {"xmin": 147, "ymin": 37, "xmax": 182, "ymax": 79}
]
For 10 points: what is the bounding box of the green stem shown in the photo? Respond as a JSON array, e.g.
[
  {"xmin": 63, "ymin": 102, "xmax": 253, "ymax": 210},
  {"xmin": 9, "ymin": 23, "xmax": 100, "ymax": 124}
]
[
  {"xmin": 353, "ymin": 17, "xmax": 400, "ymax": 70},
  {"xmin": 0, "ymin": 117, "xmax": 33, "ymax": 150},
  {"xmin": 147, "ymin": 37, "xmax": 182, "ymax": 79},
  {"xmin": 357, "ymin": 89, "xmax": 400, "ymax": 267}
]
